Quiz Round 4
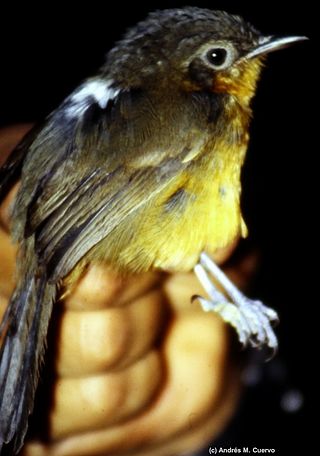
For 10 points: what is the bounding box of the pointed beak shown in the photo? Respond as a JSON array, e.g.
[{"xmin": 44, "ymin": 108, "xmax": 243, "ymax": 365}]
[{"xmin": 246, "ymin": 35, "xmax": 309, "ymax": 59}]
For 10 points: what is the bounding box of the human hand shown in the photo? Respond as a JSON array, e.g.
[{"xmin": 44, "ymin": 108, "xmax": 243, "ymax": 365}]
[{"xmin": 0, "ymin": 125, "xmax": 249, "ymax": 456}]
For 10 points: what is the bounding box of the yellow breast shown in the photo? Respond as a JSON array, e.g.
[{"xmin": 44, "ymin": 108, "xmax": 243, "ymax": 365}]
[
  {"xmin": 91, "ymin": 98, "xmax": 251, "ymax": 274},
  {"xmin": 149, "ymin": 140, "xmax": 248, "ymax": 271}
]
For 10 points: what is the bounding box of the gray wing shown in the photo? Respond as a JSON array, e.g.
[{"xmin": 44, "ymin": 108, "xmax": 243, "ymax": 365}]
[
  {"xmin": 34, "ymin": 157, "xmax": 184, "ymax": 281},
  {"xmin": 12, "ymin": 88, "xmax": 197, "ymax": 281}
]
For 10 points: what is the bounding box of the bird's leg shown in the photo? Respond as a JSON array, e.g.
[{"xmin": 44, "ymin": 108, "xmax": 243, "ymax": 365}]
[{"xmin": 193, "ymin": 252, "xmax": 278, "ymax": 350}]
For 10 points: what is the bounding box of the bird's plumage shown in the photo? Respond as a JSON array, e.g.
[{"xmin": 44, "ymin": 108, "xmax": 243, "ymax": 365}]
[{"xmin": 0, "ymin": 6, "xmax": 298, "ymax": 454}]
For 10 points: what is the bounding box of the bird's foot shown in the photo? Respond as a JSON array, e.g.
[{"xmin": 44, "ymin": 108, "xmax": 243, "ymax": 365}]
[{"xmin": 193, "ymin": 252, "xmax": 279, "ymax": 352}]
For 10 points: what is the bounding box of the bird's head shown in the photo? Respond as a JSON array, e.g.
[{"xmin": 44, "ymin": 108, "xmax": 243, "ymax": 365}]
[{"xmin": 102, "ymin": 7, "xmax": 306, "ymax": 107}]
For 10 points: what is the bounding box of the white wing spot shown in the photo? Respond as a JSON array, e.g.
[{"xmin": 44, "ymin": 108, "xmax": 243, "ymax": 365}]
[{"xmin": 65, "ymin": 79, "xmax": 120, "ymax": 118}]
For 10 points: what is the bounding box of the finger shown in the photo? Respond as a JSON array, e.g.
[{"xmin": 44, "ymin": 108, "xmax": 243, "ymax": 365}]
[
  {"xmin": 50, "ymin": 350, "xmax": 162, "ymax": 439},
  {"xmin": 163, "ymin": 272, "xmax": 207, "ymax": 313},
  {"xmin": 64, "ymin": 264, "xmax": 162, "ymax": 311},
  {"xmin": 22, "ymin": 308, "xmax": 235, "ymax": 456},
  {"xmin": 0, "ymin": 124, "xmax": 33, "ymax": 165},
  {"xmin": 0, "ymin": 227, "xmax": 16, "ymax": 298},
  {"xmin": 209, "ymin": 237, "xmax": 239, "ymax": 264},
  {"xmin": 0, "ymin": 183, "xmax": 20, "ymax": 232},
  {"xmin": 56, "ymin": 287, "xmax": 166, "ymax": 377},
  {"xmin": 0, "ymin": 295, "xmax": 8, "ymax": 321}
]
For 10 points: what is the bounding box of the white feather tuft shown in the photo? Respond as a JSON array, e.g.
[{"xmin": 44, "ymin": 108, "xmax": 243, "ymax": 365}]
[{"xmin": 65, "ymin": 79, "xmax": 120, "ymax": 118}]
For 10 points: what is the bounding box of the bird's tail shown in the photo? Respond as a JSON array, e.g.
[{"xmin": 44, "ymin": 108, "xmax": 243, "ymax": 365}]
[{"xmin": 0, "ymin": 268, "xmax": 56, "ymax": 454}]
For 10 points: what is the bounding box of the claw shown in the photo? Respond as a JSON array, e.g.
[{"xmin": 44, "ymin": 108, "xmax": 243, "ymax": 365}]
[{"xmin": 193, "ymin": 253, "xmax": 279, "ymax": 353}]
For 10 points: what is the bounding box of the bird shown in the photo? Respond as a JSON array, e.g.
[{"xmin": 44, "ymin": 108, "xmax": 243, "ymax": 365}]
[{"xmin": 0, "ymin": 7, "xmax": 307, "ymax": 454}]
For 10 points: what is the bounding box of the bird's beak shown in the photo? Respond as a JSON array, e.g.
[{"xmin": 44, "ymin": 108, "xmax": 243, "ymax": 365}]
[{"xmin": 246, "ymin": 35, "xmax": 308, "ymax": 59}]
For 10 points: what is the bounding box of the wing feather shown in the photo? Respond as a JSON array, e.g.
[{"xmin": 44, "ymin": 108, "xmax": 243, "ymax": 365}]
[
  {"xmin": 8, "ymin": 85, "xmax": 207, "ymax": 281},
  {"xmin": 43, "ymin": 157, "xmax": 185, "ymax": 280}
]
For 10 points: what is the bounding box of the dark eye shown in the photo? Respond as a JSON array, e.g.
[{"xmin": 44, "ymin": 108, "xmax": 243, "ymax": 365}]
[{"xmin": 206, "ymin": 48, "xmax": 228, "ymax": 67}]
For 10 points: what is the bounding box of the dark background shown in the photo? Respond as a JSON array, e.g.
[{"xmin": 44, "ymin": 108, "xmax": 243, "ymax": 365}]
[{"xmin": 0, "ymin": 1, "xmax": 314, "ymax": 454}]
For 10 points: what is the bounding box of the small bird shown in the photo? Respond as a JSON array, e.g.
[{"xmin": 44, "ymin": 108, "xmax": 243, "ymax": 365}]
[{"xmin": 0, "ymin": 7, "xmax": 306, "ymax": 454}]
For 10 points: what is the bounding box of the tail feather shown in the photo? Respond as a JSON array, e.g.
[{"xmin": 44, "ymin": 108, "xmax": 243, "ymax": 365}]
[{"xmin": 0, "ymin": 272, "xmax": 56, "ymax": 454}]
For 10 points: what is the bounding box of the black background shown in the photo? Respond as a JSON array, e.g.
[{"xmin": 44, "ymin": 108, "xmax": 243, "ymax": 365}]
[{"xmin": 0, "ymin": 1, "xmax": 314, "ymax": 454}]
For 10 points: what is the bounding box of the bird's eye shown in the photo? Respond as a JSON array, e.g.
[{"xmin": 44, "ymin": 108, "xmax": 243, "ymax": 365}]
[
  {"xmin": 206, "ymin": 48, "xmax": 227, "ymax": 66},
  {"xmin": 205, "ymin": 46, "xmax": 235, "ymax": 69}
]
